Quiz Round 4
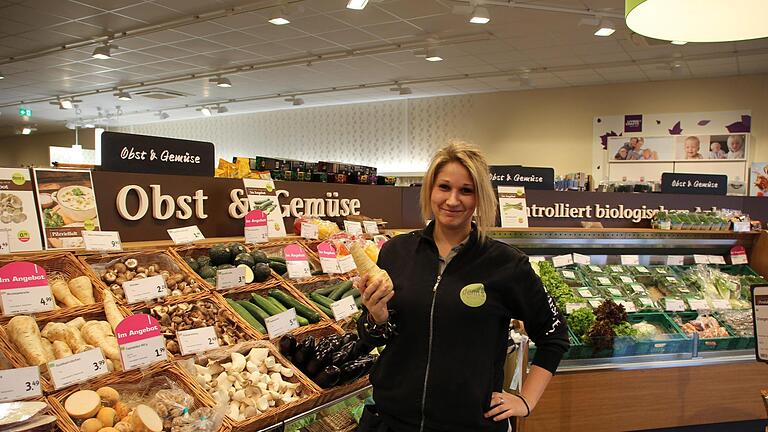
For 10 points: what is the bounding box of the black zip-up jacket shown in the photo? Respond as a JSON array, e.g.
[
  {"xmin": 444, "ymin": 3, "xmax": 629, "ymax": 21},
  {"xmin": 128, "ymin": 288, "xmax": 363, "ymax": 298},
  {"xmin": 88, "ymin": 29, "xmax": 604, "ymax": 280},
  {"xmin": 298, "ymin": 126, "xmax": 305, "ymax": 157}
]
[{"xmin": 358, "ymin": 223, "xmax": 570, "ymax": 432}]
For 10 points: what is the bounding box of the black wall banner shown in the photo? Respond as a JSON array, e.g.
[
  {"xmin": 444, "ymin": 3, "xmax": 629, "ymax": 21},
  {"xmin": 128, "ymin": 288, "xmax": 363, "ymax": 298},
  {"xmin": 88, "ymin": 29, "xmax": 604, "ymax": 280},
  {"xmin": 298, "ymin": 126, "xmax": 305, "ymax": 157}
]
[
  {"xmin": 489, "ymin": 166, "xmax": 554, "ymax": 190},
  {"xmin": 661, "ymin": 173, "xmax": 728, "ymax": 195},
  {"xmin": 100, "ymin": 132, "xmax": 215, "ymax": 177}
]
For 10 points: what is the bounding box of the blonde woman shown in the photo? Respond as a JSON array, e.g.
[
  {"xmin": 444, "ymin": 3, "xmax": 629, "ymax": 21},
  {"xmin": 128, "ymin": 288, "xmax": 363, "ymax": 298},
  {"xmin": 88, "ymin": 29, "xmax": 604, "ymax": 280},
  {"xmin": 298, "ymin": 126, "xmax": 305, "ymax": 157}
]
[{"xmin": 356, "ymin": 142, "xmax": 569, "ymax": 432}]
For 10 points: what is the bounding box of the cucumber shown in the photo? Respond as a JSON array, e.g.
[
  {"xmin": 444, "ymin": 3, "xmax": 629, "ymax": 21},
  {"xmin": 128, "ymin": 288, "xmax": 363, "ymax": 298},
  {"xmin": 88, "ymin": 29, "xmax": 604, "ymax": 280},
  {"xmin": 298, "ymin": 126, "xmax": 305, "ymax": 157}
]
[
  {"xmin": 311, "ymin": 300, "xmax": 334, "ymax": 317},
  {"xmin": 251, "ymin": 293, "xmax": 282, "ymax": 316},
  {"xmin": 237, "ymin": 300, "xmax": 270, "ymax": 324},
  {"xmin": 314, "ymin": 284, "xmax": 338, "ymax": 296},
  {"xmin": 269, "ymin": 261, "xmax": 287, "ymax": 275},
  {"xmin": 268, "ymin": 256, "xmax": 287, "ymax": 264},
  {"xmin": 267, "ymin": 296, "xmax": 287, "ymax": 312},
  {"xmin": 268, "ymin": 289, "xmax": 321, "ymax": 323},
  {"xmin": 342, "ymin": 288, "xmax": 361, "ymax": 299},
  {"xmin": 311, "ymin": 269, "xmax": 324, "ymax": 276},
  {"xmin": 329, "ymin": 280, "xmax": 354, "ymax": 300},
  {"xmin": 226, "ymin": 298, "xmax": 267, "ymax": 333},
  {"xmin": 310, "ymin": 292, "xmax": 336, "ymax": 309}
]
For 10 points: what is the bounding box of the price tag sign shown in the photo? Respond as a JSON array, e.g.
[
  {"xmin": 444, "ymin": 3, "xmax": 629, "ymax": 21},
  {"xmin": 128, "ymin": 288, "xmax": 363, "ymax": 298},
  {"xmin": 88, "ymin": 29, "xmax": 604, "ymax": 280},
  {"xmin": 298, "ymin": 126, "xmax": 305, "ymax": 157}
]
[
  {"xmin": 656, "ymin": 268, "xmax": 668, "ymax": 274},
  {"xmin": 123, "ymin": 275, "xmax": 167, "ymax": 304},
  {"xmin": 617, "ymin": 300, "xmax": 637, "ymax": 313},
  {"xmin": 619, "ymin": 276, "xmax": 634, "ymax": 284},
  {"xmin": 244, "ymin": 210, "xmax": 268, "ymax": 244},
  {"xmin": 577, "ymin": 288, "xmax": 594, "ymax": 298},
  {"xmin": 561, "ymin": 270, "xmax": 576, "ymax": 280},
  {"xmin": 116, "ymin": 314, "xmax": 166, "ymax": 371},
  {"xmin": 265, "ymin": 308, "xmax": 299, "ymax": 338},
  {"xmin": 529, "ymin": 256, "xmax": 545, "ymax": 263},
  {"xmin": 620, "ymin": 255, "xmax": 640, "ymax": 265},
  {"xmin": 667, "ymin": 255, "xmax": 685, "ymax": 266},
  {"xmin": 707, "ymin": 255, "xmax": 726, "ymax": 265},
  {"xmin": 343, "ymin": 220, "xmax": 363, "ymax": 236},
  {"xmin": 167, "ymin": 225, "xmax": 205, "ymax": 244},
  {"xmin": 82, "ymin": 231, "xmax": 122, "ymax": 252},
  {"xmin": 565, "ymin": 303, "xmax": 588, "ymax": 314},
  {"xmin": 597, "ymin": 277, "xmax": 612, "ymax": 286},
  {"xmin": 688, "ymin": 299, "xmax": 710, "ymax": 311},
  {"xmin": 0, "ymin": 262, "xmax": 54, "ymax": 316},
  {"xmin": 693, "ymin": 254, "xmax": 709, "ymax": 264},
  {"xmin": 48, "ymin": 348, "xmax": 108, "ymax": 390},
  {"xmin": 733, "ymin": 221, "xmax": 750, "ymax": 232},
  {"xmin": 300, "ymin": 223, "xmax": 319, "ymax": 240},
  {"xmin": 0, "ymin": 231, "xmax": 10, "ymax": 255},
  {"xmin": 608, "ymin": 288, "xmax": 623, "ymax": 297},
  {"xmin": 610, "ymin": 265, "xmax": 624, "ymax": 273},
  {"xmin": 588, "ymin": 265, "xmax": 602, "ymax": 273},
  {"xmin": 317, "ymin": 242, "xmax": 341, "ymax": 274},
  {"xmin": 177, "ymin": 326, "xmax": 219, "ymax": 356},
  {"xmin": 552, "ymin": 254, "xmax": 573, "ymax": 268},
  {"xmin": 588, "ymin": 299, "xmax": 603, "ymax": 308},
  {"xmin": 362, "ymin": 221, "xmax": 379, "ymax": 234},
  {"xmin": 572, "ymin": 253, "xmax": 591, "ymax": 265},
  {"xmin": 630, "ymin": 284, "xmax": 646, "ymax": 294},
  {"xmin": 639, "ymin": 297, "xmax": 655, "ymax": 307},
  {"xmin": 216, "ymin": 267, "xmax": 247, "ymax": 291},
  {"xmin": 711, "ymin": 299, "xmax": 731, "ymax": 310},
  {"xmin": 331, "ymin": 296, "xmax": 359, "ymax": 321},
  {"xmin": 665, "ymin": 299, "xmax": 686, "ymax": 312},
  {"xmin": 635, "ymin": 266, "xmax": 649, "ymax": 273},
  {"xmin": 731, "ymin": 254, "xmax": 749, "ymax": 265},
  {"xmin": 752, "ymin": 285, "xmax": 768, "ymax": 362},
  {"xmin": 338, "ymin": 254, "xmax": 357, "ymax": 273},
  {"xmin": 0, "ymin": 366, "xmax": 42, "ymax": 401},
  {"xmin": 284, "ymin": 244, "xmax": 311, "ymax": 279}
]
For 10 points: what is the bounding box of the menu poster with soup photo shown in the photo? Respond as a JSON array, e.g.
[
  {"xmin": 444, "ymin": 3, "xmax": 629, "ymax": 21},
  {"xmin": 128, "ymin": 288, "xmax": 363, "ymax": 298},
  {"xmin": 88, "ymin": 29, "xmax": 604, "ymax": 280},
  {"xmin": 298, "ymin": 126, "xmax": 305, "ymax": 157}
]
[
  {"xmin": 32, "ymin": 169, "xmax": 101, "ymax": 249},
  {"xmin": 0, "ymin": 168, "xmax": 44, "ymax": 252}
]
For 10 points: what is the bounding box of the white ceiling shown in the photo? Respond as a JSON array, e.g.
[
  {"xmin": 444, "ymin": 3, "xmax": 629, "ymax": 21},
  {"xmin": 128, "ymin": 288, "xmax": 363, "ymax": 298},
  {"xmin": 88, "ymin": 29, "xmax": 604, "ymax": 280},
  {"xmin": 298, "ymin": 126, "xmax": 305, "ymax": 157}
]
[{"xmin": 0, "ymin": 0, "xmax": 767, "ymax": 136}]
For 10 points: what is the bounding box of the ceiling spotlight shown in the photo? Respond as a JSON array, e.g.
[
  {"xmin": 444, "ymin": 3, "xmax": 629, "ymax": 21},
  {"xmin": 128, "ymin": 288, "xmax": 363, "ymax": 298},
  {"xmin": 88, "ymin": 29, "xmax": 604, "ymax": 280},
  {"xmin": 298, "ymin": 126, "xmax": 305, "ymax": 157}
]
[
  {"xmin": 92, "ymin": 43, "xmax": 116, "ymax": 60},
  {"xmin": 210, "ymin": 77, "xmax": 232, "ymax": 88},
  {"xmin": 199, "ymin": 107, "xmax": 212, "ymax": 117},
  {"xmin": 390, "ymin": 85, "xmax": 412, "ymax": 95},
  {"xmin": 0, "ymin": 72, "xmax": 4, "ymax": 80},
  {"xmin": 59, "ymin": 99, "xmax": 73, "ymax": 109},
  {"xmin": 21, "ymin": 127, "xmax": 33, "ymax": 135},
  {"xmin": 671, "ymin": 40, "xmax": 688, "ymax": 45},
  {"xmin": 425, "ymin": 48, "xmax": 443, "ymax": 62},
  {"xmin": 470, "ymin": 7, "xmax": 491, "ymax": 24},
  {"xmin": 269, "ymin": 8, "xmax": 290, "ymax": 25},
  {"xmin": 217, "ymin": 105, "xmax": 229, "ymax": 114},
  {"xmin": 347, "ymin": 0, "xmax": 368, "ymax": 10},
  {"xmin": 158, "ymin": 111, "xmax": 170, "ymax": 120},
  {"xmin": 114, "ymin": 91, "xmax": 132, "ymax": 101},
  {"xmin": 594, "ymin": 20, "xmax": 616, "ymax": 37}
]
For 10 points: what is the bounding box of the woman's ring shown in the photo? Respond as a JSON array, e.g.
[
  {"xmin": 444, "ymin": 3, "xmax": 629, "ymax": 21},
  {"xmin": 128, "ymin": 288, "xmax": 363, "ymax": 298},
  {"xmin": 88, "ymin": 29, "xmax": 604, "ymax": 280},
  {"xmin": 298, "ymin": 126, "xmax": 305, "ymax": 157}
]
[{"xmin": 499, "ymin": 397, "xmax": 504, "ymax": 404}]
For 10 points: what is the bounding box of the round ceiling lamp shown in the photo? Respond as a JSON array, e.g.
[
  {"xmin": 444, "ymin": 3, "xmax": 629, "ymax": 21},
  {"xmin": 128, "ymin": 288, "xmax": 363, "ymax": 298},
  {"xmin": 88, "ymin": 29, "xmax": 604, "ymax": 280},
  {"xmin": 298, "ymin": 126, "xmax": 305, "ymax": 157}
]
[{"xmin": 625, "ymin": 0, "xmax": 768, "ymax": 43}]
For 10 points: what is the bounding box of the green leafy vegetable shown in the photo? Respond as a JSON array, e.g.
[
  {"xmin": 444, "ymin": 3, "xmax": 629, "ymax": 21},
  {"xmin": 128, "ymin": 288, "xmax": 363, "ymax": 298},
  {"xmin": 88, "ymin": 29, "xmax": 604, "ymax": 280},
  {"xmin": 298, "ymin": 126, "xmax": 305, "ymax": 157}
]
[
  {"xmin": 536, "ymin": 261, "xmax": 579, "ymax": 313},
  {"xmin": 612, "ymin": 322, "xmax": 638, "ymax": 337},
  {"xmin": 567, "ymin": 307, "xmax": 595, "ymax": 340}
]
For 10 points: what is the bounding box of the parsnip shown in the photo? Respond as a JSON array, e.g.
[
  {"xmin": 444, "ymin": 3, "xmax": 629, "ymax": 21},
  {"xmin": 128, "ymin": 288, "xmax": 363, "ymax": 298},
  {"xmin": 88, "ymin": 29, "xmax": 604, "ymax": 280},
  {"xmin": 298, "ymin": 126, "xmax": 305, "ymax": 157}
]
[
  {"xmin": 350, "ymin": 242, "xmax": 392, "ymax": 290},
  {"xmin": 68, "ymin": 276, "xmax": 95, "ymax": 305},
  {"xmin": 40, "ymin": 338, "xmax": 55, "ymax": 361},
  {"xmin": 7, "ymin": 316, "xmax": 48, "ymax": 366},
  {"xmin": 41, "ymin": 322, "xmax": 87, "ymax": 353},
  {"xmin": 81, "ymin": 321, "xmax": 120, "ymax": 362},
  {"xmin": 52, "ymin": 340, "xmax": 73, "ymax": 359},
  {"xmin": 102, "ymin": 291, "xmax": 123, "ymax": 332},
  {"xmin": 50, "ymin": 278, "xmax": 83, "ymax": 308},
  {"xmin": 67, "ymin": 317, "xmax": 86, "ymax": 330}
]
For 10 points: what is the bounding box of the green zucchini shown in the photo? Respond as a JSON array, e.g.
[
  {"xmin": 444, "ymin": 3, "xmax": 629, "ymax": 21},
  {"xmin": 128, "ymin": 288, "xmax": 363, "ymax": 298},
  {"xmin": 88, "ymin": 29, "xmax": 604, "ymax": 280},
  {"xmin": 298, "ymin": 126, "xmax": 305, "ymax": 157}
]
[
  {"xmin": 310, "ymin": 292, "xmax": 336, "ymax": 309},
  {"xmin": 237, "ymin": 300, "xmax": 270, "ymax": 324},
  {"xmin": 267, "ymin": 296, "xmax": 287, "ymax": 312},
  {"xmin": 314, "ymin": 284, "xmax": 338, "ymax": 296},
  {"xmin": 329, "ymin": 280, "xmax": 354, "ymax": 300},
  {"xmin": 342, "ymin": 287, "xmax": 361, "ymax": 299},
  {"xmin": 311, "ymin": 300, "xmax": 334, "ymax": 317},
  {"xmin": 354, "ymin": 296, "xmax": 362, "ymax": 308},
  {"xmin": 268, "ymin": 256, "xmax": 287, "ymax": 264},
  {"xmin": 269, "ymin": 261, "xmax": 287, "ymax": 275},
  {"xmin": 226, "ymin": 298, "xmax": 267, "ymax": 333},
  {"xmin": 268, "ymin": 289, "xmax": 321, "ymax": 323},
  {"xmin": 251, "ymin": 293, "xmax": 282, "ymax": 316}
]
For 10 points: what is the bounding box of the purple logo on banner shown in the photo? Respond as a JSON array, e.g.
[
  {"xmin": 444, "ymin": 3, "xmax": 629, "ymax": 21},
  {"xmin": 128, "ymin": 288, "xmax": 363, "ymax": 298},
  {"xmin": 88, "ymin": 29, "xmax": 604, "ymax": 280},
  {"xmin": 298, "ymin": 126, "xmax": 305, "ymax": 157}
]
[{"xmin": 624, "ymin": 114, "xmax": 643, "ymax": 133}]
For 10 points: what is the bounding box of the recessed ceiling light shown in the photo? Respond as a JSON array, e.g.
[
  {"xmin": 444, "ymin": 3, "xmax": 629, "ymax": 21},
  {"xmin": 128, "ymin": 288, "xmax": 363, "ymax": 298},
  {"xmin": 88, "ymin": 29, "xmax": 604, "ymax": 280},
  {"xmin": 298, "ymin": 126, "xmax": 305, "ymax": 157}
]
[
  {"xmin": 92, "ymin": 43, "xmax": 115, "ymax": 60},
  {"xmin": 470, "ymin": 7, "xmax": 491, "ymax": 24},
  {"xmin": 594, "ymin": 20, "xmax": 616, "ymax": 37},
  {"xmin": 59, "ymin": 99, "xmax": 73, "ymax": 109},
  {"xmin": 114, "ymin": 91, "xmax": 131, "ymax": 101},
  {"xmin": 199, "ymin": 107, "xmax": 212, "ymax": 116},
  {"xmin": 425, "ymin": 48, "xmax": 443, "ymax": 62},
  {"xmin": 21, "ymin": 127, "xmax": 33, "ymax": 135},
  {"xmin": 269, "ymin": 11, "xmax": 290, "ymax": 26},
  {"xmin": 0, "ymin": 72, "xmax": 4, "ymax": 80},
  {"xmin": 210, "ymin": 77, "xmax": 232, "ymax": 88},
  {"xmin": 671, "ymin": 40, "xmax": 688, "ymax": 45},
  {"xmin": 347, "ymin": 0, "xmax": 369, "ymax": 10}
]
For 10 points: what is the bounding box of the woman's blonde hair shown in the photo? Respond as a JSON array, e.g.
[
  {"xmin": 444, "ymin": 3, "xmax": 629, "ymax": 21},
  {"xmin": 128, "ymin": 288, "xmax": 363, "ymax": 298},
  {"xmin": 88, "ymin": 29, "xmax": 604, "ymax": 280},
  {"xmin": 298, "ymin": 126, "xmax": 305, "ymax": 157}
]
[{"xmin": 420, "ymin": 141, "xmax": 497, "ymax": 237}]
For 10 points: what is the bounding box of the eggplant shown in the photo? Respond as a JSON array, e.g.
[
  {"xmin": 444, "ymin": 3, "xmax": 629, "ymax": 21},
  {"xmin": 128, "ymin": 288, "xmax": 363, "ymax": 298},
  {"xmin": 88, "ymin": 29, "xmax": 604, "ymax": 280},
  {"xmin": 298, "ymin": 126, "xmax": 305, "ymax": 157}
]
[
  {"xmin": 292, "ymin": 336, "xmax": 316, "ymax": 369},
  {"xmin": 341, "ymin": 332, "xmax": 358, "ymax": 345},
  {"xmin": 352, "ymin": 339, "xmax": 374, "ymax": 359},
  {"xmin": 331, "ymin": 341, "xmax": 356, "ymax": 366},
  {"xmin": 357, "ymin": 354, "xmax": 377, "ymax": 378},
  {"xmin": 279, "ymin": 334, "xmax": 298, "ymax": 359},
  {"xmin": 315, "ymin": 338, "xmax": 331, "ymax": 354},
  {"xmin": 326, "ymin": 334, "xmax": 343, "ymax": 352},
  {"xmin": 306, "ymin": 346, "xmax": 334, "ymax": 377},
  {"xmin": 338, "ymin": 359, "xmax": 366, "ymax": 384},
  {"xmin": 315, "ymin": 365, "xmax": 341, "ymax": 388}
]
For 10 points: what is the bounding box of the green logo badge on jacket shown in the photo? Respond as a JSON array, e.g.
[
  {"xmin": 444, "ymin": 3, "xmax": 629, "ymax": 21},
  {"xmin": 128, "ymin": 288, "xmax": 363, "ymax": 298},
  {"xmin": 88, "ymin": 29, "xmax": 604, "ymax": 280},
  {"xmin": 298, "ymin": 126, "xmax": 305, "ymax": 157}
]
[{"xmin": 460, "ymin": 283, "xmax": 486, "ymax": 307}]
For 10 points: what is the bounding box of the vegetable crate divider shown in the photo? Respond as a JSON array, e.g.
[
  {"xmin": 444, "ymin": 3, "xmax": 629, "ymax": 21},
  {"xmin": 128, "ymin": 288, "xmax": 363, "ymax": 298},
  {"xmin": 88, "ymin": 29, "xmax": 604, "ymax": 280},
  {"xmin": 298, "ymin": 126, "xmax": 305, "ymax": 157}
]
[
  {"xmin": 0, "ymin": 302, "xmax": 131, "ymax": 394},
  {"xmin": 280, "ymin": 324, "xmax": 373, "ymax": 408},
  {"xmin": 672, "ymin": 311, "xmax": 739, "ymax": 351},
  {"xmin": 0, "ymin": 252, "xmax": 106, "ymax": 322},
  {"xmin": 715, "ymin": 311, "xmax": 756, "ymax": 350},
  {"xmin": 168, "ymin": 243, "xmax": 284, "ymax": 295},
  {"xmin": 218, "ymin": 281, "xmax": 332, "ymax": 339},
  {"xmin": 134, "ymin": 292, "xmax": 265, "ymax": 361},
  {"xmin": 78, "ymin": 248, "xmax": 208, "ymax": 311},
  {"xmin": 187, "ymin": 340, "xmax": 322, "ymax": 432},
  {"xmin": 626, "ymin": 312, "xmax": 690, "ymax": 355},
  {"xmin": 47, "ymin": 361, "xmax": 218, "ymax": 432}
]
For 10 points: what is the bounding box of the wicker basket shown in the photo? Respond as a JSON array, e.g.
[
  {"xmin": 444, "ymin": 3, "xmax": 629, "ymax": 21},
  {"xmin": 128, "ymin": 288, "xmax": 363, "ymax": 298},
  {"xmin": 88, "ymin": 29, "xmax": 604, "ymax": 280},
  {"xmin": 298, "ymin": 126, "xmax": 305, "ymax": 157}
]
[
  {"xmin": 47, "ymin": 361, "xmax": 218, "ymax": 432},
  {"xmin": 287, "ymin": 276, "xmax": 359, "ymax": 325},
  {"xmin": 187, "ymin": 340, "xmax": 322, "ymax": 432},
  {"xmin": 0, "ymin": 252, "xmax": 105, "ymax": 320},
  {"xmin": 168, "ymin": 242, "xmax": 286, "ymax": 295},
  {"xmin": 0, "ymin": 303, "xmax": 131, "ymax": 393},
  {"xmin": 133, "ymin": 293, "xmax": 264, "ymax": 360},
  {"xmin": 78, "ymin": 248, "xmax": 207, "ymax": 311},
  {"xmin": 219, "ymin": 282, "xmax": 331, "ymax": 339}
]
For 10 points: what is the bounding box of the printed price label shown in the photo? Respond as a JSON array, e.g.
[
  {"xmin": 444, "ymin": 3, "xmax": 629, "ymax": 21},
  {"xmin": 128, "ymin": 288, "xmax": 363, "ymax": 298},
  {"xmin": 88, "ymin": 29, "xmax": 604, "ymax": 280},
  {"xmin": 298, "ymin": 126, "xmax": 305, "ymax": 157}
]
[
  {"xmin": 338, "ymin": 255, "xmax": 357, "ymax": 273},
  {"xmin": 693, "ymin": 254, "xmax": 709, "ymax": 264},
  {"xmin": 561, "ymin": 270, "xmax": 576, "ymax": 279},
  {"xmin": 608, "ymin": 288, "xmax": 623, "ymax": 297},
  {"xmin": 244, "ymin": 210, "xmax": 268, "ymax": 244},
  {"xmin": 0, "ymin": 231, "xmax": 10, "ymax": 255},
  {"xmin": 667, "ymin": 255, "xmax": 685, "ymax": 265},
  {"xmin": 630, "ymin": 284, "xmax": 646, "ymax": 294},
  {"xmin": 529, "ymin": 256, "xmax": 546, "ymax": 263},
  {"xmin": 733, "ymin": 221, "xmax": 750, "ymax": 232},
  {"xmin": 688, "ymin": 299, "xmax": 710, "ymax": 311},
  {"xmin": 666, "ymin": 277, "xmax": 678, "ymax": 283},
  {"xmin": 83, "ymin": 231, "xmax": 122, "ymax": 252},
  {"xmin": 343, "ymin": 221, "xmax": 363, "ymax": 236},
  {"xmin": 0, "ymin": 262, "xmax": 53, "ymax": 316},
  {"xmin": 123, "ymin": 275, "xmax": 167, "ymax": 304},
  {"xmin": 363, "ymin": 220, "xmax": 379, "ymax": 234},
  {"xmin": 707, "ymin": 255, "xmax": 726, "ymax": 265},
  {"xmin": 300, "ymin": 223, "xmax": 319, "ymax": 240},
  {"xmin": 597, "ymin": 277, "xmax": 612, "ymax": 285},
  {"xmin": 712, "ymin": 299, "xmax": 731, "ymax": 310},
  {"xmin": 552, "ymin": 254, "xmax": 573, "ymax": 268},
  {"xmin": 331, "ymin": 296, "xmax": 359, "ymax": 321},
  {"xmin": 588, "ymin": 299, "xmax": 603, "ymax": 308},
  {"xmin": 265, "ymin": 308, "xmax": 299, "ymax": 338},
  {"xmin": 565, "ymin": 303, "xmax": 588, "ymax": 314},
  {"xmin": 639, "ymin": 297, "xmax": 654, "ymax": 307},
  {"xmin": 664, "ymin": 299, "xmax": 686, "ymax": 312},
  {"xmin": 0, "ymin": 366, "xmax": 42, "ymax": 401},
  {"xmin": 577, "ymin": 288, "xmax": 594, "ymax": 298},
  {"xmin": 177, "ymin": 326, "xmax": 219, "ymax": 356},
  {"xmin": 317, "ymin": 242, "xmax": 341, "ymax": 274},
  {"xmin": 588, "ymin": 265, "xmax": 602, "ymax": 273},
  {"xmin": 285, "ymin": 244, "xmax": 311, "ymax": 279},
  {"xmin": 656, "ymin": 268, "xmax": 668, "ymax": 274},
  {"xmin": 572, "ymin": 253, "xmax": 590, "ymax": 265},
  {"xmin": 617, "ymin": 300, "xmax": 637, "ymax": 313},
  {"xmin": 635, "ymin": 266, "xmax": 649, "ymax": 273},
  {"xmin": 610, "ymin": 265, "xmax": 624, "ymax": 273},
  {"xmin": 116, "ymin": 314, "xmax": 165, "ymax": 371},
  {"xmin": 619, "ymin": 276, "xmax": 634, "ymax": 284},
  {"xmin": 167, "ymin": 225, "xmax": 205, "ymax": 244},
  {"xmin": 48, "ymin": 348, "xmax": 108, "ymax": 390},
  {"xmin": 216, "ymin": 267, "xmax": 247, "ymax": 291},
  {"xmin": 731, "ymin": 254, "xmax": 748, "ymax": 265},
  {"xmin": 620, "ymin": 255, "xmax": 640, "ymax": 265}
]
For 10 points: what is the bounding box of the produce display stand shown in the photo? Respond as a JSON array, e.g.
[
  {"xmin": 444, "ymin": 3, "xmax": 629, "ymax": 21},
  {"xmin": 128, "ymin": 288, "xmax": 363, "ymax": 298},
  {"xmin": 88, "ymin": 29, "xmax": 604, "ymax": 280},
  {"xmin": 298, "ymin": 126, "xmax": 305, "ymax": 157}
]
[{"xmin": 496, "ymin": 227, "xmax": 768, "ymax": 432}]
